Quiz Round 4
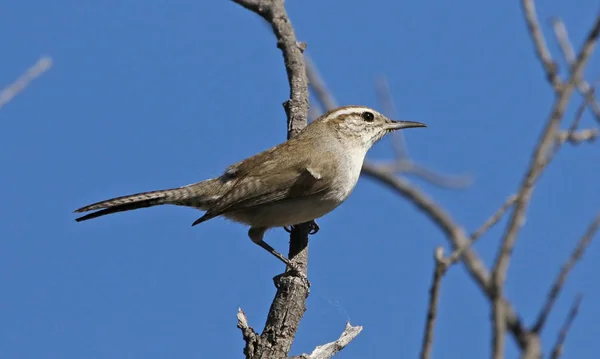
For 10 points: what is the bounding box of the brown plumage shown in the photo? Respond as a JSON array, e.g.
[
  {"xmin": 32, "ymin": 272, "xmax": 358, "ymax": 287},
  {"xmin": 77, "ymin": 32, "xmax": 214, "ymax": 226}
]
[{"xmin": 74, "ymin": 106, "xmax": 426, "ymax": 269}]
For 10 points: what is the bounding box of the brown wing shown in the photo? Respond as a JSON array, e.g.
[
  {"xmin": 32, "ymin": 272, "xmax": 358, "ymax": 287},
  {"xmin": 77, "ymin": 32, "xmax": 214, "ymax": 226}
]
[{"xmin": 191, "ymin": 149, "xmax": 337, "ymax": 226}]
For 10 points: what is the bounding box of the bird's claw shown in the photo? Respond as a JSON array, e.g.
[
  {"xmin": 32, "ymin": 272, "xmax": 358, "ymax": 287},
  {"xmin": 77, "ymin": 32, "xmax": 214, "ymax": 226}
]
[
  {"xmin": 283, "ymin": 220, "xmax": 320, "ymax": 235},
  {"xmin": 308, "ymin": 221, "xmax": 320, "ymax": 235}
]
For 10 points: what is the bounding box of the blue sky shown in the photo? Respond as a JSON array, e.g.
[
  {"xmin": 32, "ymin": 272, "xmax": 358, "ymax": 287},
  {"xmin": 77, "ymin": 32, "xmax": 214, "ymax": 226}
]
[{"xmin": 1, "ymin": 0, "xmax": 599, "ymax": 358}]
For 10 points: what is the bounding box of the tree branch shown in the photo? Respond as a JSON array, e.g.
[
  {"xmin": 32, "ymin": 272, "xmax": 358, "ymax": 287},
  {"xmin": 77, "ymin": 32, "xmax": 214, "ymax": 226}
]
[
  {"xmin": 360, "ymin": 162, "xmax": 532, "ymax": 349},
  {"xmin": 551, "ymin": 17, "xmax": 600, "ymax": 124},
  {"xmin": 0, "ymin": 56, "xmax": 52, "ymax": 110},
  {"xmin": 549, "ymin": 295, "xmax": 584, "ymax": 359},
  {"xmin": 492, "ymin": 12, "xmax": 600, "ymax": 308},
  {"xmin": 446, "ymin": 194, "xmax": 517, "ymax": 266},
  {"xmin": 532, "ymin": 214, "xmax": 599, "ymax": 334},
  {"xmin": 374, "ymin": 76, "xmax": 409, "ymax": 158},
  {"xmin": 304, "ymin": 50, "xmax": 533, "ymax": 350},
  {"xmin": 232, "ymin": 0, "xmax": 313, "ymax": 357},
  {"xmin": 420, "ymin": 247, "xmax": 448, "ymax": 359},
  {"xmin": 292, "ymin": 323, "xmax": 363, "ymax": 359},
  {"xmin": 491, "ymin": 294, "xmax": 506, "ymax": 359},
  {"xmin": 521, "ymin": 0, "xmax": 561, "ymax": 90},
  {"xmin": 305, "ymin": 55, "xmax": 471, "ymax": 189}
]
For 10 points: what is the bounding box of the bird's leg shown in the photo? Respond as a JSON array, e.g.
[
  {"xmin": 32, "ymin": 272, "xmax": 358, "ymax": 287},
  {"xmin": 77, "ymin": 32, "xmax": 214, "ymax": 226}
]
[
  {"xmin": 283, "ymin": 220, "xmax": 320, "ymax": 235},
  {"xmin": 248, "ymin": 227, "xmax": 303, "ymax": 275}
]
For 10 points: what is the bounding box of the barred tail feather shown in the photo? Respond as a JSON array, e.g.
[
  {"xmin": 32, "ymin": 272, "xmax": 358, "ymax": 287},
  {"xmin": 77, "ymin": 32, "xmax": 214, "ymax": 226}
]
[{"xmin": 74, "ymin": 186, "xmax": 202, "ymax": 222}]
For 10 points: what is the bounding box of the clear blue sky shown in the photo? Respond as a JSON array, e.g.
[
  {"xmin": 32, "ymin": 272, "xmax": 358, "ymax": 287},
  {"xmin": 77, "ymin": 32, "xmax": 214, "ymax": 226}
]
[{"xmin": 1, "ymin": 1, "xmax": 599, "ymax": 358}]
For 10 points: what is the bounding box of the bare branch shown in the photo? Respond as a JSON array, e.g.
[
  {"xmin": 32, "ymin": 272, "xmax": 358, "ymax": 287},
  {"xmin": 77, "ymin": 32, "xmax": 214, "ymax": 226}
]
[
  {"xmin": 549, "ymin": 295, "xmax": 584, "ymax": 359},
  {"xmin": 360, "ymin": 162, "xmax": 532, "ymax": 349},
  {"xmin": 532, "ymin": 215, "xmax": 600, "ymax": 333},
  {"xmin": 367, "ymin": 159, "xmax": 473, "ymax": 189},
  {"xmin": 471, "ymin": 195, "xmax": 518, "ymax": 243},
  {"xmin": 306, "ymin": 56, "xmax": 471, "ymax": 189},
  {"xmin": 492, "ymin": 296, "xmax": 506, "ymax": 359},
  {"xmin": 420, "ymin": 247, "xmax": 447, "ymax": 359},
  {"xmin": 293, "ymin": 323, "xmax": 363, "ymax": 359},
  {"xmin": 446, "ymin": 194, "xmax": 518, "ymax": 266},
  {"xmin": 557, "ymin": 128, "xmax": 598, "ymax": 144},
  {"xmin": 520, "ymin": 334, "xmax": 541, "ymax": 359},
  {"xmin": 232, "ymin": 0, "xmax": 312, "ymax": 357},
  {"xmin": 551, "ymin": 18, "xmax": 577, "ymax": 63},
  {"xmin": 374, "ymin": 76, "xmax": 408, "ymax": 159},
  {"xmin": 551, "ymin": 17, "xmax": 600, "ymax": 123},
  {"xmin": 237, "ymin": 308, "xmax": 260, "ymax": 357},
  {"xmin": 0, "ymin": 56, "xmax": 52, "ymax": 110},
  {"xmin": 233, "ymin": 0, "xmax": 309, "ymax": 138},
  {"xmin": 521, "ymin": 0, "xmax": 561, "ymax": 89},
  {"xmin": 395, "ymin": 161, "xmax": 473, "ymax": 189},
  {"xmin": 492, "ymin": 13, "xmax": 600, "ymax": 298},
  {"xmin": 305, "ymin": 56, "xmax": 336, "ymax": 111},
  {"xmin": 546, "ymin": 89, "xmax": 594, "ymax": 165},
  {"xmin": 566, "ymin": 88, "xmax": 592, "ymax": 134}
]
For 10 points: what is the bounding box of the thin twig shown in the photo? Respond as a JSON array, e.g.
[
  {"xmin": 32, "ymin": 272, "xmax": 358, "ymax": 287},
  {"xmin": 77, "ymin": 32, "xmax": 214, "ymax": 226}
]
[
  {"xmin": 306, "ymin": 56, "xmax": 471, "ymax": 189},
  {"xmin": 551, "ymin": 17, "xmax": 600, "ymax": 123},
  {"xmin": 395, "ymin": 161, "xmax": 473, "ymax": 189},
  {"xmin": 374, "ymin": 76, "xmax": 408, "ymax": 159},
  {"xmin": 493, "ymin": 13, "xmax": 600, "ymax": 301},
  {"xmin": 360, "ymin": 162, "xmax": 531, "ymax": 349},
  {"xmin": 522, "ymin": 0, "xmax": 561, "ymax": 90},
  {"xmin": 549, "ymin": 295, "xmax": 584, "ymax": 359},
  {"xmin": 556, "ymin": 129, "xmax": 598, "ymax": 145},
  {"xmin": 446, "ymin": 194, "xmax": 518, "ymax": 266},
  {"xmin": 420, "ymin": 247, "xmax": 447, "ymax": 359},
  {"xmin": 306, "ymin": 43, "xmax": 532, "ymax": 351},
  {"xmin": 471, "ymin": 195, "xmax": 518, "ymax": 243},
  {"xmin": 532, "ymin": 215, "xmax": 600, "ymax": 333},
  {"xmin": 538, "ymin": 90, "xmax": 597, "ymax": 167},
  {"xmin": 293, "ymin": 323, "xmax": 363, "ymax": 359},
  {"xmin": 0, "ymin": 56, "xmax": 52, "ymax": 110},
  {"xmin": 305, "ymin": 56, "xmax": 336, "ymax": 110}
]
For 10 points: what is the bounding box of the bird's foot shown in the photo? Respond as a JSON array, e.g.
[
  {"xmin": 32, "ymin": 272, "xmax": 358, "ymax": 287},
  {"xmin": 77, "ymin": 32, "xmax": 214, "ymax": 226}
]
[
  {"xmin": 283, "ymin": 220, "xmax": 320, "ymax": 235},
  {"xmin": 308, "ymin": 220, "xmax": 320, "ymax": 235}
]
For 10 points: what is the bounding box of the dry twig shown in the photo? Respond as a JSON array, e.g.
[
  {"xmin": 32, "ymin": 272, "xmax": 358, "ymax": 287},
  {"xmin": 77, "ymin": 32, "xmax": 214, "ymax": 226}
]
[
  {"xmin": 532, "ymin": 215, "xmax": 600, "ymax": 333},
  {"xmin": 360, "ymin": 162, "xmax": 531, "ymax": 348},
  {"xmin": 551, "ymin": 17, "xmax": 600, "ymax": 123},
  {"xmin": 305, "ymin": 50, "xmax": 532, "ymax": 349},
  {"xmin": 490, "ymin": 8, "xmax": 599, "ymax": 358},
  {"xmin": 446, "ymin": 194, "xmax": 518, "ymax": 266},
  {"xmin": 492, "ymin": 12, "xmax": 600, "ymax": 311},
  {"xmin": 522, "ymin": 0, "xmax": 561, "ymax": 89},
  {"xmin": 305, "ymin": 56, "xmax": 471, "ymax": 189},
  {"xmin": 420, "ymin": 247, "xmax": 448, "ymax": 359},
  {"xmin": 292, "ymin": 323, "xmax": 363, "ymax": 359},
  {"xmin": 0, "ymin": 56, "xmax": 52, "ymax": 110},
  {"xmin": 549, "ymin": 295, "xmax": 584, "ymax": 359},
  {"xmin": 374, "ymin": 76, "xmax": 408, "ymax": 158}
]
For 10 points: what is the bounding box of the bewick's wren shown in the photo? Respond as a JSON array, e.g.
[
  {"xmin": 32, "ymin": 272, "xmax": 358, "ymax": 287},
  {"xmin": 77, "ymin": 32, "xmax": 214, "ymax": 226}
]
[{"xmin": 75, "ymin": 106, "xmax": 426, "ymax": 269}]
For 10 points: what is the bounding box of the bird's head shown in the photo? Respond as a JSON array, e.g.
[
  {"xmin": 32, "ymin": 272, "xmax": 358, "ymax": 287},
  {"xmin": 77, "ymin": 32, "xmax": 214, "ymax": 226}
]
[{"xmin": 312, "ymin": 105, "xmax": 426, "ymax": 150}]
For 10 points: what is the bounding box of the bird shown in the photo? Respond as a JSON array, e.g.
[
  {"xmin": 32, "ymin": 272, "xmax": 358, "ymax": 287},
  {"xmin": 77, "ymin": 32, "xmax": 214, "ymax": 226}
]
[{"xmin": 74, "ymin": 105, "xmax": 426, "ymax": 270}]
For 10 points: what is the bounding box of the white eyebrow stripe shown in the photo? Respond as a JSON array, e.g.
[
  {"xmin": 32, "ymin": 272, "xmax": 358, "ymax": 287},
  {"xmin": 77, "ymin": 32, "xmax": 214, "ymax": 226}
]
[{"xmin": 322, "ymin": 107, "xmax": 369, "ymax": 121}]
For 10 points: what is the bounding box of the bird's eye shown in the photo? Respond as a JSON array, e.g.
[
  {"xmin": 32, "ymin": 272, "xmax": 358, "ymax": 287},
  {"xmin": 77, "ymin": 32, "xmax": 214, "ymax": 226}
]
[{"xmin": 361, "ymin": 112, "xmax": 374, "ymax": 122}]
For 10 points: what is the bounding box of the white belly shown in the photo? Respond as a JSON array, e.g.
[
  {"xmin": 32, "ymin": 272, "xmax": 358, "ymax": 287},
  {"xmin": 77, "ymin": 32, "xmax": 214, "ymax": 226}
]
[{"xmin": 224, "ymin": 195, "xmax": 342, "ymax": 228}]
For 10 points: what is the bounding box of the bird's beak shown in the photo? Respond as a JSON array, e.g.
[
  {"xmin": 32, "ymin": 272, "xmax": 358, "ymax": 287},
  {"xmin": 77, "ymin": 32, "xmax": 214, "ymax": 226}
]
[{"xmin": 386, "ymin": 120, "xmax": 427, "ymax": 131}]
